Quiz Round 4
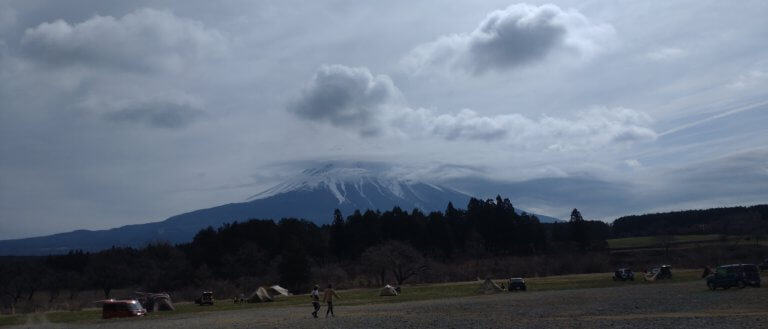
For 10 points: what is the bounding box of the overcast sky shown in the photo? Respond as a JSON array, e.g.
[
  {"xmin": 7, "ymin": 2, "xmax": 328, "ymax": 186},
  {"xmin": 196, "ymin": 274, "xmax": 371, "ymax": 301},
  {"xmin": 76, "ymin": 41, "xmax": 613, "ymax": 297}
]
[{"xmin": 1, "ymin": 0, "xmax": 767, "ymax": 239}]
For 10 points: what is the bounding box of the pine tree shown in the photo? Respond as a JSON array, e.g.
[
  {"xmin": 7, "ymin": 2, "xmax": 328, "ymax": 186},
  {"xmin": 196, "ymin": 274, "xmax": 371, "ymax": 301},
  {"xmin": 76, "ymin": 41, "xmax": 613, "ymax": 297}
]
[
  {"xmin": 329, "ymin": 209, "xmax": 347, "ymax": 259},
  {"xmin": 569, "ymin": 208, "xmax": 588, "ymax": 251}
]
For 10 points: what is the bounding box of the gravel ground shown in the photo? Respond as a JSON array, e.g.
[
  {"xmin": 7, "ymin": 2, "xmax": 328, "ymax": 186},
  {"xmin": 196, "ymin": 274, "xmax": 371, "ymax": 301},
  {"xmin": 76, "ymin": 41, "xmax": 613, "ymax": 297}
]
[{"xmin": 12, "ymin": 280, "xmax": 768, "ymax": 329}]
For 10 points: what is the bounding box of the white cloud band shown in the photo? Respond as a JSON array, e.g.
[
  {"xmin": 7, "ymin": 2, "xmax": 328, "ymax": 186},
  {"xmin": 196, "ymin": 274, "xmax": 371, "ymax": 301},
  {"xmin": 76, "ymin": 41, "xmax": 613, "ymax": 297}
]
[{"xmin": 291, "ymin": 65, "xmax": 656, "ymax": 149}]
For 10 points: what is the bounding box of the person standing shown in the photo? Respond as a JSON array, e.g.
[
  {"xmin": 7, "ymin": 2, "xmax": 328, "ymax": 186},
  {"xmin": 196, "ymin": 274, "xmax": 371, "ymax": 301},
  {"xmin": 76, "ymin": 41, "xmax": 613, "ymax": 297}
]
[
  {"xmin": 310, "ymin": 285, "xmax": 321, "ymax": 318},
  {"xmin": 322, "ymin": 284, "xmax": 340, "ymax": 318}
]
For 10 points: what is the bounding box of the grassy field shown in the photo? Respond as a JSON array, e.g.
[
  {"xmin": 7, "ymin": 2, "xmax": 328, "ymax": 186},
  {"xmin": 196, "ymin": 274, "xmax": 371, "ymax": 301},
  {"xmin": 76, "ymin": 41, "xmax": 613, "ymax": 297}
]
[
  {"xmin": 605, "ymin": 234, "xmax": 768, "ymax": 250},
  {"xmin": 0, "ymin": 269, "xmax": 710, "ymax": 326},
  {"xmin": 0, "ymin": 316, "xmax": 24, "ymax": 327}
]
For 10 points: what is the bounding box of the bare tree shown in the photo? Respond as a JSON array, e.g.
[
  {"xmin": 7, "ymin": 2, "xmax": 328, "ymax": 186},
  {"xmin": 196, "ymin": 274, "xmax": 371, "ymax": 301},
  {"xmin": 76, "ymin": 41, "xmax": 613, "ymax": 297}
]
[
  {"xmin": 360, "ymin": 249, "xmax": 388, "ymax": 286},
  {"xmin": 656, "ymin": 233, "xmax": 676, "ymax": 259},
  {"xmin": 360, "ymin": 241, "xmax": 428, "ymax": 285},
  {"xmin": 0, "ymin": 262, "xmax": 30, "ymax": 314}
]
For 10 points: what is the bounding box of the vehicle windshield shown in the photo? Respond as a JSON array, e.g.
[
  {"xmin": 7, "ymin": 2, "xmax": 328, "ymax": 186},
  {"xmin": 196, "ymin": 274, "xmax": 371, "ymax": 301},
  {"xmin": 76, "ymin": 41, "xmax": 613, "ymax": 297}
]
[
  {"xmin": 715, "ymin": 268, "xmax": 728, "ymax": 276},
  {"xmin": 742, "ymin": 265, "xmax": 757, "ymax": 272}
]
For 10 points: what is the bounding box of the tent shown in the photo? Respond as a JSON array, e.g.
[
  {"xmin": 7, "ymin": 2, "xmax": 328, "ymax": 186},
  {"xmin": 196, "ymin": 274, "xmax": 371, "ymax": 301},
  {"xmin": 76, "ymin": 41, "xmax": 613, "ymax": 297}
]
[
  {"xmin": 644, "ymin": 268, "xmax": 659, "ymax": 281},
  {"xmin": 268, "ymin": 285, "xmax": 291, "ymax": 297},
  {"xmin": 379, "ymin": 285, "xmax": 398, "ymax": 296},
  {"xmin": 135, "ymin": 292, "xmax": 175, "ymax": 312},
  {"xmin": 477, "ymin": 278, "xmax": 504, "ymax": 294},
  {"xmin": 247, "ymin": 287, "xmax": 273, "ymax": 303},
  {"xmin": 150, "ymin": 296, "xmax": 175, "ymax": 312}
]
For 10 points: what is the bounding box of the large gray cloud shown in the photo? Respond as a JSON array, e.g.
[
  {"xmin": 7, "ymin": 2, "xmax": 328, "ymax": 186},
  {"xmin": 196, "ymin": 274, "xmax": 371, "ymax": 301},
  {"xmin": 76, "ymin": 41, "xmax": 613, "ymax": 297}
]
[
  {"xmin": 290, "ymin": 65, "xmax": 656, "ymax": 148},
  {"xmin": 10, "ymin": 8, "xmax": 221, "ymax": 131},
  {"xmin": 663, "ymin": 148, "xmax": 768, "ymax": 202},
  {"xmin": 288, "ymin": 65, "xmax": 404, "ymax": 136},
  {"xmin": 403, "ymin": 3, "xmax": 615, "ymax": 74},
  {"xmin": 20, "ymin": 8, "xmax": 228, "ymax": 72}
]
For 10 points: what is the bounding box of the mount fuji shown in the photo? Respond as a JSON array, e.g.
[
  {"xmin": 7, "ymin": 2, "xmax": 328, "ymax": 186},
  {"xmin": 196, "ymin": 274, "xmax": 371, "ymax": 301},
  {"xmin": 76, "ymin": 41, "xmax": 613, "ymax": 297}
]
[
  {"xmin": 244, "ymin": 163, "xmax": 473, "ymax": 217},
  {"xmin": 0, "ymin": 163, "xmax": 480, "ymax": 255}
]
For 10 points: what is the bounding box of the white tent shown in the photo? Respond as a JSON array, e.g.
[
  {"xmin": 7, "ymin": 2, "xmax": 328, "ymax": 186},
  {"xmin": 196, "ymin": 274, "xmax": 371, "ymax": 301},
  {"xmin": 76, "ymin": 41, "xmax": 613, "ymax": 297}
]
[
  {"xmin": 644, "ymin": 268, "xmax": 659, "ymax": 281},
  {"xmin": 134, "ymin": 292, "xmax": 175, "ymax": 312},
  {"xmin": 379, "ymin": 285, "xmax": 398, "ymax": 296},
  {"xmin": 477, "ymin": 278, "xmax": 504, "ymax": 294},
  {"xmin": 268, "ymin": 285, "xmax": 291, "ymax": 297},
  {"xmin": 247, "ymin": 287, "xmax": 273, "ymax": 303}
]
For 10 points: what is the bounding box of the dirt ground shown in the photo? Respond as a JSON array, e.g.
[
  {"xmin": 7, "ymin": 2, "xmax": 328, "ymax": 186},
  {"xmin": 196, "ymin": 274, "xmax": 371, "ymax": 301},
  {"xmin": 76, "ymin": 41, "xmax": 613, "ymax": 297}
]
[{"xmin": 12, "ymin": 280, "xmax": 768, "ymax": 329}]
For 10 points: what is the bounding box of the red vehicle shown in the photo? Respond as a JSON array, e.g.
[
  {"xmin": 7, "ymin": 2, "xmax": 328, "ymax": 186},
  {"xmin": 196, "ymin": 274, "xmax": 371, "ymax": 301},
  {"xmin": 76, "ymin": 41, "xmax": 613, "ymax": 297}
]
[{"xmin": 102, "ymin": 299, "xmax": 147, "ymax": 319}]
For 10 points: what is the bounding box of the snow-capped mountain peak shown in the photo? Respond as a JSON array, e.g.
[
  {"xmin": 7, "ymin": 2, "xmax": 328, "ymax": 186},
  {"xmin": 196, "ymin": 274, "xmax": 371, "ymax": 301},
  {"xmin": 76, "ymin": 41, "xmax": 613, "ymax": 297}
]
[
  {"xmin": 247, "ymin": 163, "xmax": 449, "ymax": 207},
  {"xmin": 0, "ymin": 162, "xmax": 559, "ymax": 255}
]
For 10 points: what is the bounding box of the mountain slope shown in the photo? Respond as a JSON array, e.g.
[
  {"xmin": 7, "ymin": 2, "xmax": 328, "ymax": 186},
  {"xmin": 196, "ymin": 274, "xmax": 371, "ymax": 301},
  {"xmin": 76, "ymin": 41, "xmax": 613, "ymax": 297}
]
[
  {"xmin": 0, "ymin": 163, "xmax": 561, "ymax": 255},
  {"xmin": 0, "ymin": 164, "xmax": 474, "ymax": 255}
]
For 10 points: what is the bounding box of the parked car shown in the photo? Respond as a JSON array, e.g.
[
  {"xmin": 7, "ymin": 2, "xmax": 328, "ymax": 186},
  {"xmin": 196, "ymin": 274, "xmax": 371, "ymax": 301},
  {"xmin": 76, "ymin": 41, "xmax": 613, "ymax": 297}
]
[
  {"xmin": 195, "ymin": 291, "xmax": 214, "ymax": 306},
  {"xmin": 742, "ymin": 264, "xmax": 761, "ymax": 287},
  {"xmin": 102, "ymin": 299, "xmax": 146, "ymax": 319},
  {"xmin": 613, "ymin": 268, "xmax": 634, "ymax": 281},
  {"xmin": 508, "ymin": 278, "xmax": 527, "ymax": 291},
  {"xmin": 707, "ymin": 264, "xmax": 761, "ymax": 290},
  {"xmin": 657, "ymin": 265, "xmax": 672, "ymax": 279}
]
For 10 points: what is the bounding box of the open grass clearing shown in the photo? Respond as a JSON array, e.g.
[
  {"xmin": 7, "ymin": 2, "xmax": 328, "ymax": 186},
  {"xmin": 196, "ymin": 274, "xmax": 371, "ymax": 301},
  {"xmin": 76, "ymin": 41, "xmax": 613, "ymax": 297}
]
[
  {"xmin": 29, "ymin": 268, "xmax": 706, "ymax": 326},
  {"xmin": 606, "ymin": 234, "xmax": 768, "ymax": 250},
  {"xmin": 0, "ymin": 315, "xmax": 24, "ymax": 327},
  {"xmin": 13, "ymin": 271, "xmax": 767, "ymax": 329},
  {"xmin": 587, "ymin": 308, "xmax": 768, "ymax": 320}
]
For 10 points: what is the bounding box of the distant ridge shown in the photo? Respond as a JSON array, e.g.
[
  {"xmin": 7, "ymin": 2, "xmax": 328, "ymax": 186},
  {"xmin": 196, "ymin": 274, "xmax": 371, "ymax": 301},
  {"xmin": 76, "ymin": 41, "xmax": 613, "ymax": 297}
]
[
  {"xmin": 0, "ymin": 163, "xmax": 557, "ymax": 255},
  {"xmin": 0, "ymin": 163, "xmax": 559, "ymax": 255}
]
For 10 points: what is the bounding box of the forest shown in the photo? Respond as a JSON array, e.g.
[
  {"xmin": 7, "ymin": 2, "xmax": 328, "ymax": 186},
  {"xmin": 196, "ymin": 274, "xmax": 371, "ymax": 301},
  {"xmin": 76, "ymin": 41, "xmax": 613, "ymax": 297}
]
[
  {"xmin": 1, "ymin": 198, "xmax": 765, "ymax": 314},
  {"xmin": 612, "ymin": 205, "xmax": 768, "ymax": 238}
]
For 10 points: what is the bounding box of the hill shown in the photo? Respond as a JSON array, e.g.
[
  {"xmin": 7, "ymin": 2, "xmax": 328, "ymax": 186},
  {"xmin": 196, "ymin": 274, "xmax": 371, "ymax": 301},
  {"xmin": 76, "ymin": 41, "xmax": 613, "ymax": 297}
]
[{"xmin": 0, "ymin": 163, "xmax": 556, "ymax": 255}]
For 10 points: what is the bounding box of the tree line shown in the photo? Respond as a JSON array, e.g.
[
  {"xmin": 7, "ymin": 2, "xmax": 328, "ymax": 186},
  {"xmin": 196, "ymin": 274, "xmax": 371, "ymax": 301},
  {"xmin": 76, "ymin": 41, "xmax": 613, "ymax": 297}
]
[
  {"xmin": 611, "ymin": 205, "xmax": 768, "ymax": 238},
  {"xmin": 0, "ymin": 196, "xmax": 608, "ymax": 312},
  {"xmin": 6, "ymin": 198, "xmax": 762, "ymax": 313}
]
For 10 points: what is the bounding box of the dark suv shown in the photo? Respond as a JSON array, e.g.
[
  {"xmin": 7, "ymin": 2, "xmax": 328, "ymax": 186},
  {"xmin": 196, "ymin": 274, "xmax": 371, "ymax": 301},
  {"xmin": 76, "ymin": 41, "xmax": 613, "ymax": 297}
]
[
  {"xmin": 508, "ymin": 278, "xmax": 527, "ymax": 291},
  {"xmin": 195, "ymin": 291, "xmax": 214, "ymax": 305},
  {"xmin": 707, "ymin": 264, "xmax": 761, "ymax": 290}
]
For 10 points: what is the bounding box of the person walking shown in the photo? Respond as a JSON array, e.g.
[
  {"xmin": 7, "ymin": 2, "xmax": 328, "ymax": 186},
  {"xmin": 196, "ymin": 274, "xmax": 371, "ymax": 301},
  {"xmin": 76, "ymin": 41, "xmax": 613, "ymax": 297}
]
[
  {"xmin": 310, "ymin": 285, "xmax": 321, "ymax": 318},
  {"xmin": 322, "ymin": 283, "xmax": 340, "ymax": 318}
]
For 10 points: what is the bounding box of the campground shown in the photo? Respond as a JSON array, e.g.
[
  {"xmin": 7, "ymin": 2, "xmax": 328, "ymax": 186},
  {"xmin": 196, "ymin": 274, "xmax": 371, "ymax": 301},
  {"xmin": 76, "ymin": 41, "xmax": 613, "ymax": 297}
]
[
  {"xmin": 606, "ymin": 234, "xmax": 768, "ymax": 251},
  {"xmin": 3, "ymin": 269, "xmax": 767, "ymax": 328}
]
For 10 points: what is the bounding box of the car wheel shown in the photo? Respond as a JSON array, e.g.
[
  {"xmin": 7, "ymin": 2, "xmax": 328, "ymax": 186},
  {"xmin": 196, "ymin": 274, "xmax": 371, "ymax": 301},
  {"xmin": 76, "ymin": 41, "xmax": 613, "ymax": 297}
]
[
  {"xmin": 738, "ymin": 281, "xmax": 746, "ymax": 289},
  {"xmin": 708, "ymin": 282, "xmax": 715, "ymax": 290}
]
